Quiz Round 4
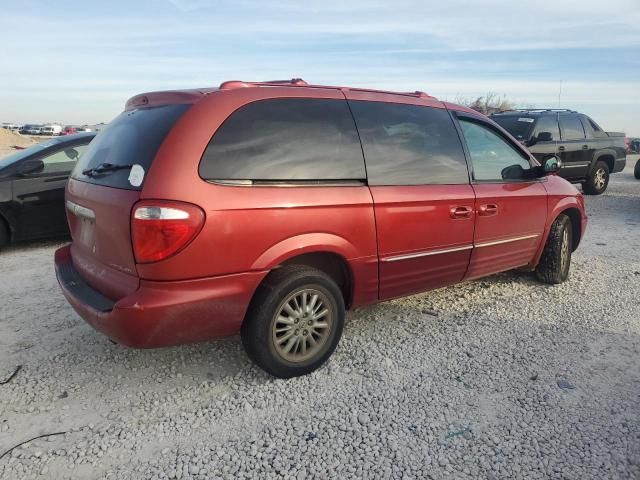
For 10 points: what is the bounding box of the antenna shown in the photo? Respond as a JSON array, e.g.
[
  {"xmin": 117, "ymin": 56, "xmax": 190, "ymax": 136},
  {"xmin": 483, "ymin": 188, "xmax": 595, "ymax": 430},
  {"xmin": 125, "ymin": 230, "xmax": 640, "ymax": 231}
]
[{"xmin": 558, "ymin": 80, "xmax": 562, "ymax": 107}]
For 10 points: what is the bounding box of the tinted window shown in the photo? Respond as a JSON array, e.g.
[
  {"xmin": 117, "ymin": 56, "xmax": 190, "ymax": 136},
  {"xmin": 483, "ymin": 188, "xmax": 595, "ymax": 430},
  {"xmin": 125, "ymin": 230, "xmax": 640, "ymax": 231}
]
[
  {"xmin": 460, "ymin": 120, "xmax": 531, "ymax": 181},
  {"xmin": 72, "ymin": 104, "xmax": 190, "ymax": 190},
  {"xmin": 349, "ymin": 101, "xmax": 468, "ymax": 185},
  {"xmin": 42, "ymin": 144, "xmax": 89, "ymax": 174},
  {"xmin": 533, "ymin": 115, "xmax": 560, "ymax": 141},
  {"xmin": 559, "ymin": 115, "xmax": 585, "ymax": 140},
  {"xmin": 491, "ymin": 115, "xmax": 535, "ymax": 141},
  {"xmin": 200, "ymin": 99, "xmax": 365, "ymax": 181}
]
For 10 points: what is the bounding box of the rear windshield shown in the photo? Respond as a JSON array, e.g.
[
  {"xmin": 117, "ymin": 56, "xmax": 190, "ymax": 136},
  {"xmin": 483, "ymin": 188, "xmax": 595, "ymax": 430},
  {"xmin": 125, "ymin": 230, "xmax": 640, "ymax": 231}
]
[
  {"xmin": 491, "ymin": 115, "xmax": 536, "ymax": 141},
  {"xmin": 71, "ymin": 104, "xmax": 190, "ymax": 190}
]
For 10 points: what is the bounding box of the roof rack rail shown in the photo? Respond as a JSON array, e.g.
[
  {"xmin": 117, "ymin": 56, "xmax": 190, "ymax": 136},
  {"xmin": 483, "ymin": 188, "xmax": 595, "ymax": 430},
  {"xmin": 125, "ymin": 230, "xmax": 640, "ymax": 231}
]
[
  {"xmin": 218, "ymin": 79, "xmax": 433, "ymax": 99},
  {"xmin": 497, "ymin": 108, "xmax": 576, "ymax": 113},
  {"xmin": 219, "ymin": 78, "xmax": 309, "ymax": 90}
]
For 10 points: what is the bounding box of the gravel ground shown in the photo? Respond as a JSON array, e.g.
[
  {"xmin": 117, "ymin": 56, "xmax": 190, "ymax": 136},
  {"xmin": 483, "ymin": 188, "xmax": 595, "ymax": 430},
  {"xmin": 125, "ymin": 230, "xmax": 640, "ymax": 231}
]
[{"xmin": 1, "ymin": 158, "xmax": 639, "ymax": 480}]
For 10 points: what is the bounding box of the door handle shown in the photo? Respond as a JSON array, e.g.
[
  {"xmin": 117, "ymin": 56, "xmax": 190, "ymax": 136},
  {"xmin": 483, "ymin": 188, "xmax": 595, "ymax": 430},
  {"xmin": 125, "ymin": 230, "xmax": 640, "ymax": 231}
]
[
  {"xmin": 478, "ymin": 204, "xmax": 498, "ymax": 216},
  {"xmin": 450, "ymin": 206, "xmax": 474, "ymax": 219},
  {"xmin": 582, "ymin": 145, "xmax": 589, "ymax": 150},
  {"xmin": 558, "ymin": 146, "xmax": 565, "ymax": 151}
]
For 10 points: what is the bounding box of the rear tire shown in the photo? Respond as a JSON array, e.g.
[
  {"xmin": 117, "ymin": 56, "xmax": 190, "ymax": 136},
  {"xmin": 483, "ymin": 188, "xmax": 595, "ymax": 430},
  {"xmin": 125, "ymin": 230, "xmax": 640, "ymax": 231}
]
[
  {"xmin": 535, "ymin": 214, "xmax": 572, "ymax": 284},
  {"xmin": 241, "ymin": 265, "xmax": 345, "ymax": 378},
  {"xmin": 634, "ymin": 159, "xmax": 640, "ymax": 180},
  {"xmin": 582, "ymin": 161, "xmax": 609, "ymax": 195}
]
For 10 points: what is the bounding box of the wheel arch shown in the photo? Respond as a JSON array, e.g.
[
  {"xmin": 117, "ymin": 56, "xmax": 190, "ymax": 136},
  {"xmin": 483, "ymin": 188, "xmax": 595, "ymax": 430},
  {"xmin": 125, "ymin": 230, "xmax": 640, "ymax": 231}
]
[
  {"xmin": 532, "ymin": 199, "xmax": 584, "ymax": 267},
  {"xmin": 250, "ymin": 233, "xmax": 359, "ymax": 308},
  {"xmin": 592, "ymin": 150, "xmax": 616, "ymax": 173}
]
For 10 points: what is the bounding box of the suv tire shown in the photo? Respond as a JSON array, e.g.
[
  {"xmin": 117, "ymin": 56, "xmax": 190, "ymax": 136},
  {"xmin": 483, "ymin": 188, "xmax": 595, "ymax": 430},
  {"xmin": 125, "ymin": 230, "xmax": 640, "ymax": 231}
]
[
  {"xmin": 634, "ymin": 159, "xmax": 640, "ymax": 180},
  {"xmin": 535, "ymin": 214, "xmax": 572, "ymax": 284},
  {"xmin": 582, "ymin": 161, "xmax": 609, "ymax": 195},
  {"xmin": 241, "ymin": 265, "xmax": 345, "ymax": 378}
]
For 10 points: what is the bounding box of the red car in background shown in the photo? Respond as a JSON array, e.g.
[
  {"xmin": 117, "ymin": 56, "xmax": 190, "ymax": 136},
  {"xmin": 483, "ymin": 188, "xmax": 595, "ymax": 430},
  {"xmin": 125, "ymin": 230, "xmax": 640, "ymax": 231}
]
[
  {"xmin": 61, "ymin": 126, "xmax": 77, "ymax": 136},
  {"xmin": 55, "ymin": 79, "xmax": 587, "ymax": 378}
]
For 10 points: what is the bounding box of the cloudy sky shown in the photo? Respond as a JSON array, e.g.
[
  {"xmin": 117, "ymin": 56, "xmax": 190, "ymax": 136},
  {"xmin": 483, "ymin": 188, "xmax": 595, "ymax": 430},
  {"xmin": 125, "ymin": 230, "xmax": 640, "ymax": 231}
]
[{"xmin": 1, "ymin": 0, "xmax": 639, "ymax": 134}]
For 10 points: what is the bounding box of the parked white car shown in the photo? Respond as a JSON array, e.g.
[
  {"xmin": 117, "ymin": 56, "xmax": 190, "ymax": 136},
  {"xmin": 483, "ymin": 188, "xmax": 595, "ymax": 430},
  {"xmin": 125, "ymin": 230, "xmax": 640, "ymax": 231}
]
[{"xmin": 40, "ymin": 124, "xmax": 63, "ymax": 136}]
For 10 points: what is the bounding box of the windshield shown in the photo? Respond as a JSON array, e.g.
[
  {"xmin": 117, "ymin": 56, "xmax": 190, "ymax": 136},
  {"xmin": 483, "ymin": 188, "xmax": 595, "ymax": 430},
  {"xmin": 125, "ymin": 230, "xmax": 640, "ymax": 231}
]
[
  {"xmin": 0, "ymin": 140, "xmax": 59, "ymax": 169},
  {"xmin": 491, "ymin": 115, "xmax": 536, "ymax": 141},
  {"xmin": 71, "ymin": 104, "xmax": 190, "ymax": 190}
]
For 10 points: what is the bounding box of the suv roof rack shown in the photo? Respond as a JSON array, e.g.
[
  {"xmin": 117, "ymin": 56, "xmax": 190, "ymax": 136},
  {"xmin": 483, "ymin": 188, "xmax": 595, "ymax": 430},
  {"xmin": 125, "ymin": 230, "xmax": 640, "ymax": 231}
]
[
  {"xmin": 496, "ymin": 108, "xmax": 577, "ymax": 114},
  {"xmin": 218, "ymin": 78, "xmax": 433, "ymax": 99}
]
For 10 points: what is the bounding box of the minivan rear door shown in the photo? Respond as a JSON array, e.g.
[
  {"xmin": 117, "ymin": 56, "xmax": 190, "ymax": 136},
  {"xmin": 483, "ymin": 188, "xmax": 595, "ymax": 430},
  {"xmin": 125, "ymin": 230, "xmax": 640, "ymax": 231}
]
[{"xmin": 65, "ymin": 104, "xmax": 191, "ymax": 299}]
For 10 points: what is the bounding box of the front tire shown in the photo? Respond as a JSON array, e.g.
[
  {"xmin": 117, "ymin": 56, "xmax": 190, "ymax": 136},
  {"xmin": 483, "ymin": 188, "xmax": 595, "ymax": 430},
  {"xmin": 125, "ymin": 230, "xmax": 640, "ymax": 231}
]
[
  {"xmin": 634, "ymin": 159, "xmax": 640, "ymax": 180},
  {"xmin": 535, "ymin": 214, "xmax": 573, "ymax": 284},
  {"xmin": 582, "ymin": 161, "xmax": 609, "ymax": 195},
  {"xmin": 241, "ymin": 265, "xmax": 345, "ymax": 378}
]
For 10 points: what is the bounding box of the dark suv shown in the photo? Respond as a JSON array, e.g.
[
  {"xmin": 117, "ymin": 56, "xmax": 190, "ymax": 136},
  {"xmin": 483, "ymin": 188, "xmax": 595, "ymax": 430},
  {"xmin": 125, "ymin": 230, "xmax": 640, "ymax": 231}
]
[{"xmin": 491, "ymin": 110, "xmax": 626, "ymax": 194}]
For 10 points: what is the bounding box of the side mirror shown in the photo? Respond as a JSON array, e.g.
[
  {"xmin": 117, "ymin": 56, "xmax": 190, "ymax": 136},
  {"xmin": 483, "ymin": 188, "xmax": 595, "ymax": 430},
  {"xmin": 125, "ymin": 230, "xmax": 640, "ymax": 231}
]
[
  {"xmin": 64, "ymin": 148, "xmax": 79, "ymax": 160},
  {"xmin": 543, "ymin": 156, "xmax": 561, "ymax": 174},
  {"xmin": 536, "ymin": 131, "xmax": 553, "ymax": 143},
  {"xmin": 18, "ymin": 159, "xmax": 45, "ymax": 176},
  {"xmin": 501, "ymin": 164, "xmax": 525, "ymax": 180}
]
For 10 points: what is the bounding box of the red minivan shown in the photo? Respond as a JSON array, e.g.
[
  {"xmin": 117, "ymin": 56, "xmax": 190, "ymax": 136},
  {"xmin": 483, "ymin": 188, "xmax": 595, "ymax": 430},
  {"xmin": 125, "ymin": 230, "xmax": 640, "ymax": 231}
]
[{"xmin": 55, "ymin": 79, "xmax": 587, "ymax": 378}]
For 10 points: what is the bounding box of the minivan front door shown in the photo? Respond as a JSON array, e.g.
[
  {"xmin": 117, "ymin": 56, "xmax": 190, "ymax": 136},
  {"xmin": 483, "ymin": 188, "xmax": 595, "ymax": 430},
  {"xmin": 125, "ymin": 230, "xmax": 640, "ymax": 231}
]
[
  {"xmin": 457, "ymin": 117, "xmax": 547, "ymax": 279},
  {"xmin": 346, "ymin": 96, "xmax": 475, "ymax": 299}
]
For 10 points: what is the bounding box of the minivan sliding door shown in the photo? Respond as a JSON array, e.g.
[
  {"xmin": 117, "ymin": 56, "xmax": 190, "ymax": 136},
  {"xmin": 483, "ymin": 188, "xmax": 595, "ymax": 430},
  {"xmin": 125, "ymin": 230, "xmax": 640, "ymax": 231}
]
[{"xmin": 346, "ymin": 96, "xmax": 474, "ymax": 300}]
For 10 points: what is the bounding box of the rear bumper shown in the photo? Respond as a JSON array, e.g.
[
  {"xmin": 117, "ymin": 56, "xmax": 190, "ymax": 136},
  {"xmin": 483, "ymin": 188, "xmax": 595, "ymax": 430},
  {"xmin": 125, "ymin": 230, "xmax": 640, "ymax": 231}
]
[
  {"xmin": 612, "ymin": 157, "xmax": 626, "ymax": 173},
  {"xmin": 55, "ymin": 245, "xmax": 267, "ymax": 348}
]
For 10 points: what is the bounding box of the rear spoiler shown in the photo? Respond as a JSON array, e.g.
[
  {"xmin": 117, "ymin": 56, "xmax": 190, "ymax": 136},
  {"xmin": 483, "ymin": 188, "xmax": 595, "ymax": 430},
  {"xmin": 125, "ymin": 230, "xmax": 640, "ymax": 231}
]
[{"xmin": 125, "ymin": 88, "xmax": 216, "ymax": 111}]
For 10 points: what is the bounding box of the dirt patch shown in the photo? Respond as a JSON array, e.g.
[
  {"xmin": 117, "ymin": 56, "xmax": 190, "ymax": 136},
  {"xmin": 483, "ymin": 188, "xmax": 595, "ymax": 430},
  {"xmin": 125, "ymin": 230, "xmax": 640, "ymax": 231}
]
[{"xmin": 0, "ymin": 129, "xmax": 39, "ymax": 158}]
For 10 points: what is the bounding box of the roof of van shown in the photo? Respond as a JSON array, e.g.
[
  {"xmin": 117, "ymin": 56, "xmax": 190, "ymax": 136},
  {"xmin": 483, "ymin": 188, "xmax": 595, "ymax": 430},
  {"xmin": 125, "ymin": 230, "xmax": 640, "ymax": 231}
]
[{"xmin": 124, "ymin": 78, "xmax": 438, "ymax": 111}]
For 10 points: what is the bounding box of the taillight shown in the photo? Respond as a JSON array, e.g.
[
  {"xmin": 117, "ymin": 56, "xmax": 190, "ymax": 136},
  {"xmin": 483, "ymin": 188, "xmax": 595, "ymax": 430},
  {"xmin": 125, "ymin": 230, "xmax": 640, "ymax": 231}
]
[{"xmin": 131, "ymin": 201, "xmax": 205, "ymax": 263}]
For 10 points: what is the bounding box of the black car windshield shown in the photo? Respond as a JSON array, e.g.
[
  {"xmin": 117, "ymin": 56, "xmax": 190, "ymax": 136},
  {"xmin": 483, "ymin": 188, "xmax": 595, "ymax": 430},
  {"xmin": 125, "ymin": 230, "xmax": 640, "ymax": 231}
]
[
  {"xmin": 0, "ymin": 140, "xmax": 58, "ymax": 169},
  {"xmin": 0, "ymin": 133, "xmax": 95, "ymax": 170},
  {"xmin": 492, "ymin": 115, "xmax": 536, "ymax": 141}
]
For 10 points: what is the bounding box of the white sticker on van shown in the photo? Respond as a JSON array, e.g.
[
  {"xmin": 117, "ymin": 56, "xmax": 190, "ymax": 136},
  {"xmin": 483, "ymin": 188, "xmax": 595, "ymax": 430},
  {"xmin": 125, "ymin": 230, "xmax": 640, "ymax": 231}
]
[
  {"xmin": 128, "ymin": 164, "xmax": 145, "ymax": 187},
  {"xmin": 518, "ymin": 117, "xmax": 535, "ymax": 123}
]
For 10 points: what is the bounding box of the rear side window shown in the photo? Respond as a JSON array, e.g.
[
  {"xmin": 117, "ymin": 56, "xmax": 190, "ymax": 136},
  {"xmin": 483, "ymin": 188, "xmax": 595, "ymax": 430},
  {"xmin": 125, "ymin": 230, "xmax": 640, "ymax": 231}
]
[
  {"xmin": 559, "ymin": 115, "xmax": 586, "ymax": 140},
  {"xmin": 200, "ymin": 98, "xmax": 365, "ymax": 182},
  {"xmin": 72, "ymin": 104, "xmax": 191, "ymax": 190},
  {"xmin": 349, "ymin": 101, "xmax": 468, "ymax": 185},
  {"xmin": 533, "ymin": 115, "xmax": 560, "ymax": 141}
]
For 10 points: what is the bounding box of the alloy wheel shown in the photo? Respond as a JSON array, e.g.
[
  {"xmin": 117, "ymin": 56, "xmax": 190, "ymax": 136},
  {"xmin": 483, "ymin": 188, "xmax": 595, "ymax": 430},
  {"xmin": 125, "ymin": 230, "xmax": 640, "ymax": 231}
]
[
  {"xmin": 271, "ymin": 288, "xmax": 334, "ymax": 363},
  {"xmin": 594, "ymin": 168, "xmax": 606, "ymax": 190}
]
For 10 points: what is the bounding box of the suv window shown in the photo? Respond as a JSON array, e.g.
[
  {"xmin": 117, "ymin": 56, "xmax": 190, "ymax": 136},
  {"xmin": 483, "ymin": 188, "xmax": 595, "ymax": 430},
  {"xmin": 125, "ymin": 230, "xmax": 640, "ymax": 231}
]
[
  {"xmin": 491, "ymin": 115, "xmax": 535, "ymax": 141},
  {"xmin": 348, "ymin": 101, "xmax": 468, "ymax": 185},
  {"xmin": 200, "ymin": 98, "xmax": 365, "ymax": 182},
  {"xmin": 72, "ymin": 104, "xmax": 191, "ymax": 190},
  {"xmin": 533, "ymin": 115, "xmax": 560, "ymax": 141},
  {"xmin": 559, "ymin": 115, "xmax": 585, "ymax": 140},
  {"xmin": 459, "ymin": 119, "xmax": 531, "ymax": 181}
]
